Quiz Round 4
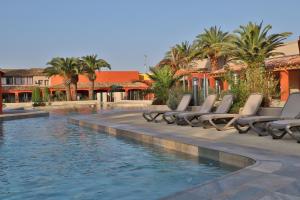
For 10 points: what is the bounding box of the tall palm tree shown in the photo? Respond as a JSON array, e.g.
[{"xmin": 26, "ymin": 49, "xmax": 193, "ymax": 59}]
[
  {"xmin": 44, "ymin": 57, "xmax": 78, "ymax": 101},
  {"xmin": 228, "ymin": 22, "xmax": 291, "ymax": 107},
  {"xmin": 231, "ymin": 22, "xmax": 291, "ymax": 66},
  {"xmin": 159, "ymin": 41, "xmax": 196, "ymax": 71},
  {"xmin": 158, "ymin": 41, "xmax": 197, "ymax": 90},
  {"xmin": 81, "ymin": 55, "xmax": 111, "ymax": 100},
  {"xmin": 71, "ymin": 64, "xmax": 84, "ymax": 101},
  {"xmin": 194, "ymin": 26, "xmax": 233, "ymax": 71}
]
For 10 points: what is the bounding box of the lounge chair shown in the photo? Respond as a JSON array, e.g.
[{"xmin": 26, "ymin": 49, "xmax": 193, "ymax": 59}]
[
  {"xmin": 163, "ymin": 94, "xmax": 217, "ymax": 124},
  {"xmin": 266, "ymin": 119, "xmax": 300, "ymax": 142},
  {"xmin": 142, "ymin": 94, "xmax": 192, "ymax": 122},
  {"xmin": 176, "ymin": 94, "xmax": 233, "ymax": 126},
  {"xmin": 234, "ymin": 92, "xmax": 300, "ymax": 136},
  {"xmin": 201, "ymin": 93, "xmax": 263, "ymax": 131}
]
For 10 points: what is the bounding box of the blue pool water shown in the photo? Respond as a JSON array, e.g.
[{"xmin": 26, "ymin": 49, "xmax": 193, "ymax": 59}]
[{"xmin": 0, "ymin": 109, "xmax": 238, "ymax": 199}]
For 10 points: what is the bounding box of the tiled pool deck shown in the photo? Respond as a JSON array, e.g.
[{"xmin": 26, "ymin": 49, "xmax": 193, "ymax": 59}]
[{"xmin": 69, "ymin": 110, "xmax": 300, "ymax": 200}]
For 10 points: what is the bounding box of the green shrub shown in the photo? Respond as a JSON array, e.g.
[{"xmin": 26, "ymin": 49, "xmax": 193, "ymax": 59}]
[
  {"xmin": 32, "ymin": 87, "xmax": 42, "ymax": 103},
  {"xmin": 167, "ymin": 87, "xmax": 190, "ymax": 110},
  {"xmin": 224, "ymin": 65, "xmax": 278, "ymax": 113},
  {"xmin": 43, "ymin": 87, "xmax": 50, "ymax": 102},
  {"xmin": 54, "ymin": 91, "xmax": 66, "ymax": 101}
]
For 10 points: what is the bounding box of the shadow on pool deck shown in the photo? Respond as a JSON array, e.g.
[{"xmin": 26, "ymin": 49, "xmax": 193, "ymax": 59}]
[{"xmin": 69, "ymin": 110, "xmax": 300, "ymax": 200}]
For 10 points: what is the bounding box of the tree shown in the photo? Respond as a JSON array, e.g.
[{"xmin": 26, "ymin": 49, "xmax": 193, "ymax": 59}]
[
  {"xmin": 158, "ymin": 41, "xmax": 198, "ymax": 90},
  {"xmin": 194, "ymin": 26, "xmax": 233, "ymax": 71},
  {"xmin": 80, "ymin": 55, "xmax": 111, "ymax": 100},
  {"xmin": 71, "ymin": 64, "xmax": 84, "ymax": 101},
  {"xmin": 226, "ymin": 22, "xmax": 291, "ymax": 108},
  {"xmin": 231, "ymin": 22, "xmax": 291, "ymax": 66},
  {"xmin": 146, "ymin": 66, "xmax": 184, "ymax": 104},
  {"xmin": 43, "ymin": 87, "xmax": 50, "ymax": 102},
  {"xmin": 44, "ymin": 57, "xmax": 79, "ymax": 101},
  {"xmin": 32, "ymin": 87, "xmax": 42, "ymax": 103},
  {"xmin": 159, "ymin": 41, "xmax": 196, "ymax": 71}
]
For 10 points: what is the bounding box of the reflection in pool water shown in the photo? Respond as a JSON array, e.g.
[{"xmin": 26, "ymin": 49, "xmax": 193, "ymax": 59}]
[{"xmin": 0, "ymin": 108, "xmax": 239, "ymax": 200}]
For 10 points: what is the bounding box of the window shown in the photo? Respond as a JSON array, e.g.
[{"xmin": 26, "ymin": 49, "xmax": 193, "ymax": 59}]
[
  {"xmin": 44, "ymin": 80, "xmax": 49, "ymax": 86},
  {"xmin": 27, "ymin": 77, "xmax": 33, "ymax": 85},
  {"xmin": 38, "ymin": 80, "xmax": 43, "ymax": 85},
  {"xmin": 1, "ymin": 77, "xmax": 6, "ymax": 85}
]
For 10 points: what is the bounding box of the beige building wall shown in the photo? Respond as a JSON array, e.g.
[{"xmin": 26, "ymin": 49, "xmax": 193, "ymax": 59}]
[
  {"xmin": 33, "ymin": 76, "xmax": 50, "ymax": 87},
  {"xmin": 275, "ymin": 40, "xmax": 299, "ymax": 56}
]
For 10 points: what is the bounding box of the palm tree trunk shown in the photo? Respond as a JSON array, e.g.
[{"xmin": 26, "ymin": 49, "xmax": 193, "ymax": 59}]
[
  {"xmin": 88, "ymin": 80, "xmax": 95, "ymax": 100},
  {"xmin": 210, "ymin": 57, "xmax": 219, "ymax": 72},
  {"xmin": 65, "ymin": 83, "xmax": 72, "ymax": 101},
  {"xmin": 73, "ymin": 83, "xmax": 78, "ymax": 101}
]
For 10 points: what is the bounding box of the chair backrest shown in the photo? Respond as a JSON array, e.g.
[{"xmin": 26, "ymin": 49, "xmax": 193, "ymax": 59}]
[
  {"xmin": 241, "ymin": 93, "xmax": 263, "ymax": 115},
  {"xmin": 281, "ymin": 92, "xmax": 300, "ymax": 118},
  {"xmin": 199, "ymin": 94, "xmax": 217, "ymax": 113},
  {"xmin": 215, "ymin": 94, "xmax": 234, "ymax": 114},
  {"xmin": 176, "ymin": 94, "xmax": 192, "ymax": 111}
]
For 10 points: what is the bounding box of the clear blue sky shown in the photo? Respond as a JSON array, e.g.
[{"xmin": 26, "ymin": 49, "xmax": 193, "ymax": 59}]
[{"xmin": 0, "ymin": 0, "xmax": 299, "ymax": 71}]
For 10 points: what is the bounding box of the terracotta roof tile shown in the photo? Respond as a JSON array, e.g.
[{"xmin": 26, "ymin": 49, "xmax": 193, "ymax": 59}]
[{"xmin": 0, "ymin": 68, "xmax": 45, "ymax": 76}]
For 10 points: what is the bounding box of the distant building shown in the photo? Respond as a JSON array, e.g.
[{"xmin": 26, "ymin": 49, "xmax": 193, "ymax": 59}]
[
  {"xmin": 50, "ymin": 71, "xmax": 150, "ymax": 101},
  {"xmin": 0, "ymin": 70, "xmax": 4, "ymax": 113},
  {"xmin": 0, "ymin": 68, "xmax": 49, "ymax": 103},
  {"xmin": 0, "ymin": 69, "xmax": 150, "ymax": 103}
]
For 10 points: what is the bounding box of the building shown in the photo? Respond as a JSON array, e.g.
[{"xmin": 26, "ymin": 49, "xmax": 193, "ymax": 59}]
[
  {"xmin": 180, "ymin": 38, "xmax": 300, "ymax": 102},
  {"xmin": 1, "ymin": 68, "xmax": 50, "ymax": 103},
  {"xmin": 50, "ymin": 71, "xmax": 150, "ymax": 100},
  {"xmin": 0, "ymin": 69, "xmax": 150, "ymax": 103},
  {"xmin": 0, "ymin": 70, "xmax": 4, "ymax": 113}
]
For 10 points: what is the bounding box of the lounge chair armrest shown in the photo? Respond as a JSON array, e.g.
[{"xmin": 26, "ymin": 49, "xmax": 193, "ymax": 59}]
[
  {"xmin": 208, "ymin": 113, "xmax": 240, "ymax": 120},
  {"xmin": 252, "ymin": 116, "xmax": 282, "ymax": 123}
]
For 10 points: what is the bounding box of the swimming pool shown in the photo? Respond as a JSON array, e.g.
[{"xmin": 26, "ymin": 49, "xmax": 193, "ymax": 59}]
[{"xmin": 0, "ymin": 109, "xmax": 239, "ymax": 199}]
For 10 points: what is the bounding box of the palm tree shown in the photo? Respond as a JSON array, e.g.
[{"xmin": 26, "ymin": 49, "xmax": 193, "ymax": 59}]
[
  {"xmin": 71, "ymin": 64, "xmax": 84, "ymax": 101},
  {"xmin": 159, "ymin": 41, "xmax": 197, "ymax": 71},
  {"xmin": 231, "ymin": 22, "xmax": 292, "ymax": 66},
  {"xmin": 194, "ymin": 26, "xmax": 233, "ymax": 71},
  {"xmin": 158, "ymin": 41, "xmax": 198, "ymax": 90},
  {"xmin": 146, "ymin": 65, "xmax": 184, "ymax": 104},
  {"xmin": 228, "ymin": 22, "xmax": 291, "ymax": 107},
  {"xmin": 80, "ymin": 55, "xmax": 111, "ymax": 100},
  {"xmin": 44, "ymin": 57, "xmax": 78, "ymax": 101}
]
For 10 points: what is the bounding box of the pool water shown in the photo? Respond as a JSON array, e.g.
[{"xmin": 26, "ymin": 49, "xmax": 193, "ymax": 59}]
[{"xmin": 0, "ymin": 109, "xmax": 239, "ymax": 200}]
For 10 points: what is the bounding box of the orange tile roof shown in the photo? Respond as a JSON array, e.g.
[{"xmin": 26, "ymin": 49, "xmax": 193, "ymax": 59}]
[
  {"xmin": 51, "ymin": 81, "xmax": 149, "ymax": 90},
  {"xmin": 265, "ymin": 54, "xmax": 300, "ymax": 69}
]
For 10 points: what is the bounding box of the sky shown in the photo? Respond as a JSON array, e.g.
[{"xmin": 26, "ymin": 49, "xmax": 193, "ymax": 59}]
[{"xmin": 0, "ymin": 0, "xmax": 300, "ymax": 71}]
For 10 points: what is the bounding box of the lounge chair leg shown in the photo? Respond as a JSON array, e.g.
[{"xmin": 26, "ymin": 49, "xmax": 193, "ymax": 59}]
[
  {"xmin": 249, "ymin": 121, "xmax": 269, "ymax": 136},
  {"xmin": 163, "ymin": 115, "xmax": 176, "ymax": 124},
  {"xmin": 208, "ymin": 117, "xmax": 236, "ymax": 131},
  {"xmin": 143, "ymin": 113, "xmax": 154, "ymax": 122},
  {"xmin": 286, "ymin": 125, "xmax": 300, "ymax": 143},
  {"xmin": 183, "ymin": 115, "xmax": 198, "ymax": 127},
  {"xmin": 267, "ymin": 126, "xmax": 287, "ymax": 139},
  {"xmin": 233, "ymin": 123, "xmax": 250, "ymax": 134}
]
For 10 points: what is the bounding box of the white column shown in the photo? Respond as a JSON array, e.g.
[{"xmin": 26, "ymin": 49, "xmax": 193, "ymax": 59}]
[
  {"xmin": 102, "ymin": 92, "xmax": 107, "ymax": 103},
  {"xmin": 114, "ymin": 92, "xmax": 122, "ymax": 102}
]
